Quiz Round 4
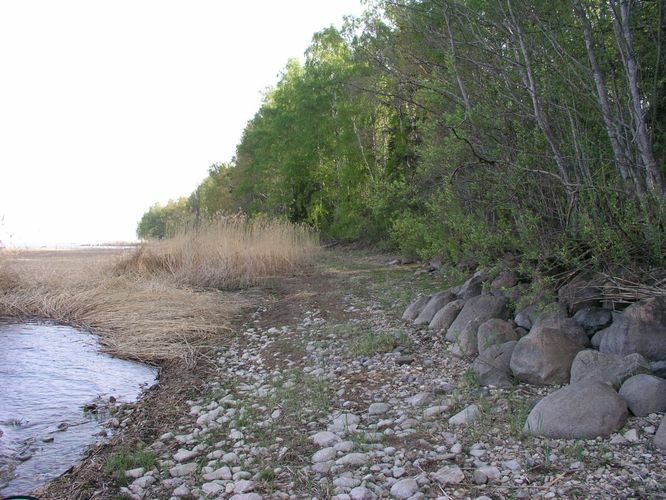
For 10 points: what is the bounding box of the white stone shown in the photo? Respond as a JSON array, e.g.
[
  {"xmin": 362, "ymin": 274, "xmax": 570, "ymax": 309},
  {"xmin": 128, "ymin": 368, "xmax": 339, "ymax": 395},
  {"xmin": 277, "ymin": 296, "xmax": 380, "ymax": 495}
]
[
  {"xmin": 350, "ymin": 486, "xmax": 375, "ymax": 500},
  {"xmin": 173, "ymin": 448, "xmax": 199, "ymax": 462},
  {"xmin": 173, "ymin": 485, "xmax": 190, "ymax": 497},
  {"xmin": 125, "ymin": 467, "xmax": 145, "ymax": 479},
  {"xmin": 336, "ymin": 453, "xmax": 369, "ymax": 466},
  {"xmin": 448, "ymin": 405, "xmax": 481, "ymax": 426},
  {"xmin": 406, "ymin": 392, "xmax": 433, "ymax": 407},
  {"xmin": 203, "ymin": 466, "xmax": 232, "ymax": 481},
  {"xmin": 369, "ymin": 403, "xmax": 390, "ymax": 415},
  {"xmin": 202, "ymin": 481, "xmax": 225, "ymax": 496},
  {"xmin": 234, "ymin": 480, "xmax": 256, "ymax": 493},
  {"xmin": 312, "ymin": 431, "xmax": 340, "ymax": 447},
  {"xmin": 390, "ymin": 478, "xmax": 419, "ymax": 498},
  {"xmin": 432, "ymin": 465, "xmax": 464, "ymax": 485},
  {"xmin": 312, "ymin": 447, "xmax": 337, "ymax": 463},
  {"xmin": 169, "ymin": 463, "xmax": 197, "ymax": 477}
]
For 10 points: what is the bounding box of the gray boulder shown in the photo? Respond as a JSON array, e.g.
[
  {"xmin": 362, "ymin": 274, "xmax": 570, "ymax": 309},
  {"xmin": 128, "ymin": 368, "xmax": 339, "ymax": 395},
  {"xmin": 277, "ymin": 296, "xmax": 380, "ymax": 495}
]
[
  {"xmin": 524, "ymin": 381, "xmax": 628, "ymax": 438},
  {"xmin": 402, "ymin": 296, "xmax": 431, "ymax": 321},
  {"xmin": 491, "ymin": 270, "xmax": 518, "ymax": 290},
  {"xmin": 415, "ymin": 291, "xmax": 456, "ymax": 325},
  {"xmin": 570, "ymin": 350, "xmax": 650, "ymax": 389},
  {"xmin": 510, "ymin": 329, "xmax": 584, "ymax": 385},
  {"xmin": 514, "ymin": 302, "xmax": 565, "ymax": 331},
  {"xmin": 446, "ymin": 295, "xmax": 508, "ymax": 342},
  {"xmin": 618, "ymin": 374, "xmax": 666, "ymax": 416},
  {"xmin": 573, "ymin": 307, "xmax": 613, "ymax": 335},
  {"xmin": 590, "ymin": 329, "xmax": 607, "ymax": 349},
  {"xmin": 651, "ymin": 361, "xmax": 666, "ymax": 378},
  {"xmin": 655, "ymin": 415, "xmax": 666, "ymax": 453},
  {"xmin": 472, "ymin": 341, "xmax": 516, "ymax": 388},
  {"xmin": 457, "ymin": 271, "xmax": 484, "ymax": 300},
  {"xmin": 532, "ymin": 311, "xmax": 589, "ymax": 346},
  {"xmin": 477, "ymin": 318, "xmax": 518, "ymax": 353},
  {"xmin": 429, "ymin": 299, "xmax": 464, "ymax": 331},
  {"xmin": 599, "ymin": 297, "xmax": 666, "ymax": 361},
  {"xmin": 450, "ymin": 320, "xmax": 481, "ymax": 359},
  {"xmin": 558, "ymin": 276, "xmax": 603, "ymax": 313}
]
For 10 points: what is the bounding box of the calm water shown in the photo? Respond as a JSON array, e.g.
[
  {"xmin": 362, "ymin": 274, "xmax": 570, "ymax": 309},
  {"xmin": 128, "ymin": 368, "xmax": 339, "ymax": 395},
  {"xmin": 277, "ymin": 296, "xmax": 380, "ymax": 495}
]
[{"xmin": 0, "ymin": 323, "xmax": 157, "ymax": 496}]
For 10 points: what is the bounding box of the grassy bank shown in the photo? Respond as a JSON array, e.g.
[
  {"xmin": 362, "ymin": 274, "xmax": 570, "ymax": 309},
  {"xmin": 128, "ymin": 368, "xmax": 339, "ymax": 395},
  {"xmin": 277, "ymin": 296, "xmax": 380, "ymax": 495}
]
[{"xmin": 0, "ymin": 218, "xmax": 319, "ymax": 365}]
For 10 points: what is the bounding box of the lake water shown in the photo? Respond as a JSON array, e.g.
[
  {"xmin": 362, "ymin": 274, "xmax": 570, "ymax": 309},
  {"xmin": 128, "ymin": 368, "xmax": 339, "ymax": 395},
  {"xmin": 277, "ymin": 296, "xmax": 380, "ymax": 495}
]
[{"xmin": 0, "ymin": 323, "xmax": 157, "ymax": 496}]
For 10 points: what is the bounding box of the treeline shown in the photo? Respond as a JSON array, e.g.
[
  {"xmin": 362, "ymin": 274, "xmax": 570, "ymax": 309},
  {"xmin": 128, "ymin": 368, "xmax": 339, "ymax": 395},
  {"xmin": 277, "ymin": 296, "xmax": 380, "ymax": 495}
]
[{"xmin": 138, "ymin": 0, "xmax": 665, "ymax": 270}]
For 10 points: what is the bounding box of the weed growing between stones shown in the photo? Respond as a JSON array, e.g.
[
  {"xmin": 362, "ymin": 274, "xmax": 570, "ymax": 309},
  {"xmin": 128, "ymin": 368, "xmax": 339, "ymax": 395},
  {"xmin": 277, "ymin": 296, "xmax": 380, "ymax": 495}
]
[
  {"xmin": 349, "ymin": 330, "xmax": 411, "ymax": 357},
  {"xmin": 104, "ymin": 445, "xmax": 156, "ymax": 486}
]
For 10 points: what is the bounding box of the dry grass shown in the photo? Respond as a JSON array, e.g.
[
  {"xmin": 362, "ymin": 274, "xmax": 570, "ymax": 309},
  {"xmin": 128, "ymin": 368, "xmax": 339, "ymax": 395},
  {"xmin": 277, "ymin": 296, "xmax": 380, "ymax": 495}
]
[
  {"xmin": 116, "ymin": 215, "xmax": 319, "ymax": 289},
  {"xmin": 0, "ymin": 218, "xmax": 319, "ymax": 365}
]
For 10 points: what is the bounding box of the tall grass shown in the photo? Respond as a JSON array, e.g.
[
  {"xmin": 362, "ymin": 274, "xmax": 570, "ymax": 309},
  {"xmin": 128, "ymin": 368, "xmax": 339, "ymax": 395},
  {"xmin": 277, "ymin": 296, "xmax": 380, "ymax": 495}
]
[
  {"xmin": 116, "ymin": 215, "xmax": 319, "ymax": 289},
  {"xmin": 0, "ymin": 217, "xmax": 319, "ymax": 364}
]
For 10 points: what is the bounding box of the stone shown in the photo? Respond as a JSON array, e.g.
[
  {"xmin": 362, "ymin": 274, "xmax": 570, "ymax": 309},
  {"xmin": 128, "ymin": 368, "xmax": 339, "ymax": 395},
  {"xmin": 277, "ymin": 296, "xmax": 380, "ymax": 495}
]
[
  {"xmin": 402, "ymin": 296, "xmax": 431, "ymax": 321},
  {"xmin": 491, "ymin": 271, "xmax": 518, "ymax": 290},
  {"xmin": 618, "ymin": 374, "xmax": 666, "ymax": 416},
  {"xmin": 173, "ymin": 448, "xmax": 199, "ymax": 462},
  {"xmin": 330, "ymin": 413, "xmax": 360, "ymax": 432},
  {"xmin": 350, "ymin": 486, "xmax": 375, "ymax": 500},
  {"xmin": 203, "ymin": 466, "xmax": 232, "ymax": 481},
  {"xmin": 477, "ymin": 318, "xmax": 518, "ymax": 353},
  {"xmin": 652, "ymin": 361, "xmax": 666, "ymax": 378},
  {"xmin": 202, "ymin": 481, "xmax": 225, "ymax": 496},
  {"xmin": 312, "ymin": 431, "xmax": 340, "ymax": 447},
  {"xmin": 234, "ymin": 480, "xmax": 256, "ymax": 493},
  {"xmin": 369, "ymin": 402, "xmax": 389, "ymax": 415},
  {"xmin": 531, "ymin": 311, "xmax": 589, "ymax": 346},
  {"xmin": 570, "ymin": 350, "xmax": 651, "ymax": 389},
  {"xmin": 125, "ymin": 467, "xmax": 145, "ymax": 479},
  {"xmin": 429, "ymin": 299, "xmax": 464, "ymax": 331},
  {"xmin": 599, "ymin": 297, "xmax": 666, "ymax": 361},
  {"xmin": 510, "ymin": 329, "xmax": 584, "ymax": 385},
  {"xmin": 415, "ymin": 292, "xmax": 456, "ymax": 325},
  {"xmin": 336, "ymin": 453, "xmax": 369, "ymax": 466},
  {"xmin": 132, "ymin": 475, "xmax": 155, "ymax": 489},
  {"xmin": 472, "ymin": 469, "xmax": 488, "ymax": 485},
  {"xmin": 472, "ymin": 341, "xmax": 516, "ymax": 388},
  {"xmin": 573, "ymin": 307, "xmax": 613, "ymax": 335},
  {"xmin": 524, "ymin": 381, "xmax": 628, "ymax": 439},
  {"xmin": 446, "ymin": 295, "xmax": 508, "ymax": 342},
  {"xmin": 389, "ymin": 478, "xmax": 419, "ymax": 498},
  {"xmin": 448, "ymin": 404, "xmax": 481, "ymax": 426},
  {"xmin": 169, "ymin": 462, "xmax": 197, "ymax": 477},
  {"xmin": 230, "ymin": 495, "xmax": 263, "ymax": 500},
  {"xmin": 432, "ymin": 465, "xmax": 464, "ymax": 484},
  {"xmin": 655, "ymin": 415, "xmax": 666, "ymax": 452},
  {"xmin": 458, "ymin": 272, "xmax": 484, "ymax": 300},
  {"xmin": 558, "ymin": 276, "xmax": 603, "ymax": 313},
  {"xmin": 173, "ymin": 485, "xmax": 190, "ymax": 497},
  {"xmin": 450, "ymin": 320, "xmax": 480, "ymax": 359},
  {"xmin": 406, "ymin": 392, "xmax": 433, "ymax": 407},
  {"xmin": 312, "ymin": 447, "xmax": 337, "ymax": 463}
]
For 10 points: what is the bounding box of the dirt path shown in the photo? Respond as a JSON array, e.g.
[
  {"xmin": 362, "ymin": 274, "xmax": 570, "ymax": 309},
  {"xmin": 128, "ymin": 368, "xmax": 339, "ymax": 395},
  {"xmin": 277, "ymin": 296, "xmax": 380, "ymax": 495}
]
[{"xmin": 39, "ymin": 249, "xmax": 666, "ymax": 499}]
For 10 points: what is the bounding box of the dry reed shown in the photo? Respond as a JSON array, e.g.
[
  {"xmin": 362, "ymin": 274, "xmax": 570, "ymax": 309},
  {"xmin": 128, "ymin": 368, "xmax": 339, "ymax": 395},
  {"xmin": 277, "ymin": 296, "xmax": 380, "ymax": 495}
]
[
  {"xmin": 0, "ymin": 218, "xmax": 319, "ymax": 365},
  {"xmin": 116, "ymin": 215, "xmax": 319, "ymax": 289}
]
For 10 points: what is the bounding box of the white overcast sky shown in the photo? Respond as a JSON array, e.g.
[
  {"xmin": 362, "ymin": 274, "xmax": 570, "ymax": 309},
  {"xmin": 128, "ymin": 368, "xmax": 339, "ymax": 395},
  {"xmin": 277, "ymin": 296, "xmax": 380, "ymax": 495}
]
[{"xmin": 0, "ymin": 0, "xmax": 365, "ymax": 246}]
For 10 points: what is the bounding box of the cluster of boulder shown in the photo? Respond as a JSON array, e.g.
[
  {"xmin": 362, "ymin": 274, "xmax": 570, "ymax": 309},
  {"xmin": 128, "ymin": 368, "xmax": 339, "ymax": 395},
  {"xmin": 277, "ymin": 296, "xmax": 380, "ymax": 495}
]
[{"xmin": 402, "ymin": 269, "xmax": 666, "ymax": 450}]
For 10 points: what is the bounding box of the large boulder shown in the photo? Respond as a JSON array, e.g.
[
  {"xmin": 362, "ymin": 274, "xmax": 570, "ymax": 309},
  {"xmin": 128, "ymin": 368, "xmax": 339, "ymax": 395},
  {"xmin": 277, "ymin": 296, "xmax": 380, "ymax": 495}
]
[
  {"xmin": 524, "ymin": 381, "xmax": 628, "ymax": 439},
  {"xmin": 446, "ymin": 295, "xmax": 508, "ymax": 342},
  {"xmin": 402, "ymin": 296, "xmax": 431, "ymax": 321},
  {"xmin": 510, "ymin": 329, "xmax": 584, "ymax": 385},
  {"xmin": 570, "ymin": 350, "xmax": 651, "ymax": 389},
  {"xmin": 415, "ymin": 291, "xmax": 456, "ymax": 325},
  {"xmin": 472, "ymin": 341, "xmax": 516, "ymax": 388},
  {"xmin": 477, "ymin": 318, "xmax": 518, "ymax": 353},
  {"xmin": 457, "ymin": 272, "xmax": 484, "ymax": 300},
  {"xmin": 618, "ymin": 374, "xmax": 666, "ymax": 416},
  {"xmin": 514, "ymin": 302, "xmax": 565, "ymax": 331},
  {"xmin": 599, "ymin": 297, "xmax": 666, "ymax": 361},
  {"xmin": 573, "ymin": 307, "xmax": 613, "ymax": 335},
  {"xmin": 450, "ymin": 320, "xmax": 481, "ymax": 359},
  {"xmin": 558, "ymin": 275, "xmax": 603, "ymax": 314},
  {"xmin": 491, "ymin": 270, "xmax": 518, "ymax": 290},
  {"xmin": 429, "ymin": 299, "xmax": 464, "ymax": 331},
  {"xmin": 531, "ymin": 311, "xmax": 589, "ymax": 346}
]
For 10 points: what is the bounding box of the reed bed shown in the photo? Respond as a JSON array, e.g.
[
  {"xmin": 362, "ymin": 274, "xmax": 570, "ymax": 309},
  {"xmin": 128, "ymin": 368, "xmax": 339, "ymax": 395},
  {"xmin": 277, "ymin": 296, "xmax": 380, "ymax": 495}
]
[
  {"xmin": 0, "ymin": 218, "xmax": 319, "ymax": 365},
  {"xmin": 116, "ymin": 215, "xmax": 319, "ymax": 289}
]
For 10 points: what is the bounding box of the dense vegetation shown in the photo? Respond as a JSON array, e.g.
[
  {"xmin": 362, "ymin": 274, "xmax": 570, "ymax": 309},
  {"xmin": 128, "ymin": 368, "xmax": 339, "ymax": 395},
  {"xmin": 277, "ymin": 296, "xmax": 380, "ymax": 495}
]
[{"xmin": 138, "ymin": 0, "xmax": 665, "ymax": 272}]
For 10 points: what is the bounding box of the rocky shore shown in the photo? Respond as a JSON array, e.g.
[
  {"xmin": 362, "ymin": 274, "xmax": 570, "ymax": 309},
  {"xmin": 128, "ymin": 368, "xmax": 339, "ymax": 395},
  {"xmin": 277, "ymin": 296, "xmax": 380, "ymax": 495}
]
[{"xmin": 99, "ymin": 253, "xmax": 665, "ymax": 499}]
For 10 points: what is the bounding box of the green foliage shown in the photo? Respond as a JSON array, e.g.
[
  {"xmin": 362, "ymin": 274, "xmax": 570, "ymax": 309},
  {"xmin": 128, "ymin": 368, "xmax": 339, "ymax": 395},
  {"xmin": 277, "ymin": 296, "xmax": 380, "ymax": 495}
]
[
  {"xmin": 136, "ymin": 198, "xmax": 190, "ymax": 239},
  {"xmin": 137, "ymin": 1, "xmax": 665, "ymax": 273},
  {"xmin": 104, "ymin": 446, "xmax": 156, "ymax": 486}
]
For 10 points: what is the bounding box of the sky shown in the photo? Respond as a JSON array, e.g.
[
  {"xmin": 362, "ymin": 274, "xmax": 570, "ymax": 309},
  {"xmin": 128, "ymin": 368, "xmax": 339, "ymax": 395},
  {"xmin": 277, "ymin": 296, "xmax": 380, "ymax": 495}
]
[{"xmin": 0, "ymin": 0, "xmax": 365, "ymax": 247}]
